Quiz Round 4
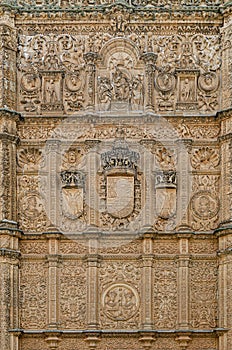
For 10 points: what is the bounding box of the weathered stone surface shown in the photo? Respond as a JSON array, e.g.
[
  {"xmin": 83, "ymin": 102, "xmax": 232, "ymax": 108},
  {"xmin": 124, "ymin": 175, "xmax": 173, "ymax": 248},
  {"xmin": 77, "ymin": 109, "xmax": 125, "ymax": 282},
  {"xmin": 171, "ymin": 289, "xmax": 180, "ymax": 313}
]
[{"xmin": 0, "ymin": 1, "xmax": 232, "ymax": 350}]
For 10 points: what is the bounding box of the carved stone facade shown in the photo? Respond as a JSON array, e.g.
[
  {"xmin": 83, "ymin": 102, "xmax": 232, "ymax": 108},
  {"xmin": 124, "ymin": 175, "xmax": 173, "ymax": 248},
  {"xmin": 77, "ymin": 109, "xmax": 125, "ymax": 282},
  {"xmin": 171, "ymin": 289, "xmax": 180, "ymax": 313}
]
[{"xmin": 1, "ymin": 1, "xmax": 232, "ymax": 350}]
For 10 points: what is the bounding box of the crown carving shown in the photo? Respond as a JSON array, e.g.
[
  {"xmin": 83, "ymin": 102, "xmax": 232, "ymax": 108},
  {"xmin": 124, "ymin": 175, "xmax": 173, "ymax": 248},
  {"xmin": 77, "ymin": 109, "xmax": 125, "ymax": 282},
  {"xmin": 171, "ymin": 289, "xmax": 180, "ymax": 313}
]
[
  {"xmin": 101, "ymin": 139, "xmax": 139, "ymax": 172},
  {"xmin": 60, "ymin": 171, "xmax": 85, "ymax": 188}
]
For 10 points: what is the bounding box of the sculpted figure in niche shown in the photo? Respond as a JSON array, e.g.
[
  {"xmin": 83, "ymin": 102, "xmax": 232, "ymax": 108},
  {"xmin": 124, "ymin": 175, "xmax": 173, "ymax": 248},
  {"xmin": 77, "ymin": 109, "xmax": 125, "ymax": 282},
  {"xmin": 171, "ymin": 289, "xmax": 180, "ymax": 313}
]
[
  {"xmin": 181, "ymin": 78, "xmax": 194, "ymax": 102},
  {"xmin": 113, "ymin": 68, "xmax": 130, "ymax": 101},
  {"xmin": 98, "ymin": 77, "xmax": 112, "ymax": 110},
  {"xmin": 46, "ymin": 79, "xmax": 58, "ymax": 104},
  {"xmin": 111, "ymin": 14, "xmax": 127, "ymax": 32},
  {"xmin": 131, "ymin": 75, "xmax": 144, "ymax": 109}
]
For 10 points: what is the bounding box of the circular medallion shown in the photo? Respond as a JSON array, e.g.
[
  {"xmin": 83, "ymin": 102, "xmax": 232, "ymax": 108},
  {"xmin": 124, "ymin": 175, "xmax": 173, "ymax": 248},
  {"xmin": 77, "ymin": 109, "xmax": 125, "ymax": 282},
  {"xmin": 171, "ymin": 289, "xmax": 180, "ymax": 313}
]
[
  {"xmin": 20, "ymin": 192, "xmax": 43, "ymax": 219},
  {"xmin": 155, "ymin": 72, "xmax": 176, "ymax": 92},
  {"xmin": 102, "ymin": 283, "xmax": 139, "ymax": 321},
  {"xmin": 65, "ymin": 72, "xmax": 83, "ymax": 92},
  {"xmin": 21, "ymin": 73, "xmax": 41, "ymax": 92},
  {"xmin": 191, "ymin": 191, "xmax": 219, "ymax": 219},
  {"xmin": 198, "ymin": 72, "xmax": 219, "ymax": 93}
]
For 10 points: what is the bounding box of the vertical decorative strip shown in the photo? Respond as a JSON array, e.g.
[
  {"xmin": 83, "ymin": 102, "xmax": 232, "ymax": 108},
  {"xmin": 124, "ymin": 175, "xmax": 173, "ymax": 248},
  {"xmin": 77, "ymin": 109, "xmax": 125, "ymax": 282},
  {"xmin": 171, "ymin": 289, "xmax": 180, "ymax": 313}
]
[{"xmin": 177, "ymin": 236, "xmax": 190, "ymax": 329}]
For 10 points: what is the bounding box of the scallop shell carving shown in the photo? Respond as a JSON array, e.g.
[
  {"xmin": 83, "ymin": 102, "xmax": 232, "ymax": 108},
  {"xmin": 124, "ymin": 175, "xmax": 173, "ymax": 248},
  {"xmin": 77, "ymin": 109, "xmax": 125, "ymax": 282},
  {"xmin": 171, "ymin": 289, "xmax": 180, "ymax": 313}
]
[
  {"xmin": 18, "ymin": 148, "xmax": 43, "ymax": 171},
  {"xmin": 191, "ymin": 147, "xmax": 220, "ymax": 170}
]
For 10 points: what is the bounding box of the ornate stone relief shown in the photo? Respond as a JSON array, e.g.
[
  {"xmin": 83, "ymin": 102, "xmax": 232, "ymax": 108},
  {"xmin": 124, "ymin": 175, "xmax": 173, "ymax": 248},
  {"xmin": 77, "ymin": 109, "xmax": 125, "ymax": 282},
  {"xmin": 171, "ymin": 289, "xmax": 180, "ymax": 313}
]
[
  {"xmin": 153, "ymin": 260, "xmax": 178, "ymax": 329},
  {"xmin": 191, "ymin": 146, "xmax": 220, "ymax": 170},
  {"xmin": 60, "ymin": 170, "xmax": 85, "ymax": 221},
  {"xmin": 60, "ymin": 261, "xmax": 87, "ymax": 329},
  {"xmin": 18, "ymin": 175, "xmax": 48, "ymax": 232},
  {"xmin": 155, "ymin": 171, "xmax": 177, "ymax": 220},
  {"xmin": 16, "ymin": 0, "xmax": 221, "ymax": 9},
  {"xmin": 102, "ymin": 283, "xmax": 140, "ymax": 321},
  {"xmin": 99, "ymin": 261, "xmax": 141, "ymax": 329},
  {"xmin": 17, "ymin": 30, "xmax": 221, "ymax": 114},
  {"xmin": 97, "ymin": 50, "xmax": 144, "ymax": 112},
  {"xmin": 20, "ymin": 262, "xmax": 47, "ymax": 329},
  {"xmin": 190, "ymin": 175, "xmax": 220, "ymax": 230},
  {"xmin": 99, "ymin": 139, "xmax": 141, "ymax": 231},
  {"xmin": 17, "ymin": 148, "xmax": 44, "ymax": 171},
  {"xmin": 190, "ymin": 260, "xmax": 217, "ymax": 329},
  {"xmin": 17, "ymin": 34, "xmax": 85, "ymax": 113}
]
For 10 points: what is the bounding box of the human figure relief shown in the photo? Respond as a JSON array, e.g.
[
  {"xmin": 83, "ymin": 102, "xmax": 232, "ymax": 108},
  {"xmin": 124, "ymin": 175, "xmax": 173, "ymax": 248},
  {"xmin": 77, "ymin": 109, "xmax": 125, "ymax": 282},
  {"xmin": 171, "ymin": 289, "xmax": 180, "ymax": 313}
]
[
  {"xmin": 181, "ymin": 78, "xmax": 193, "ymax": 102},
  {"xmin": 46, "ymin": 79, "xmax": 58, "ymax": 104}
]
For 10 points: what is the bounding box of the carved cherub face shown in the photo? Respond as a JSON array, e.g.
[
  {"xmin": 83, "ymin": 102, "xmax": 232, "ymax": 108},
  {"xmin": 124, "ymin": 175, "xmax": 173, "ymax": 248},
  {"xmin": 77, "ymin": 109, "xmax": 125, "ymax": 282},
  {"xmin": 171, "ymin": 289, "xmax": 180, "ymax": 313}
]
[{"xmin": 68, "ymin": 150, "xmax": 77, "ymax": 163}]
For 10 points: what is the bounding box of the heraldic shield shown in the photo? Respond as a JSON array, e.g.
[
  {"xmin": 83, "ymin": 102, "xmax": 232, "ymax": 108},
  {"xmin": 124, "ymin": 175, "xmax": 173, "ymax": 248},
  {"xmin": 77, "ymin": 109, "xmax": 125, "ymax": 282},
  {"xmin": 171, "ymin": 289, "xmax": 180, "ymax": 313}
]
[
  {"xmin": 60, "ymin": 171, "xmax": 85, "ymax": 220},
  {"xmin": 155, "ymin": 187, "xmax": 176, "ymax": 219},
  {"xmin": 62, "ymin": 187, "xmax": 84, "ymax": 220},
  {"xmin": 107, "ymin": 174, "xmax": 134, "ymax": 219},
  {"xmin": 155, "ymin": 171, "xmax": 177, "ymax": 220}
]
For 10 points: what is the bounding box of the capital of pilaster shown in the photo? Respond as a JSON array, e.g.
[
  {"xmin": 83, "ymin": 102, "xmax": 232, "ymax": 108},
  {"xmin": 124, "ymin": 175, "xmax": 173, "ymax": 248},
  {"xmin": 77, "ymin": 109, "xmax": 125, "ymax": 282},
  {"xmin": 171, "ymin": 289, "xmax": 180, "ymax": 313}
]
[
  {"xmin": 141, "ymin": 52, "xmax": 157, "ymax": 65},
  {"xmin": 46, "ymin": 254, "xmax": 62, "ymax": 266},
  {"xmin": 84, "ymin": 254, "xmax": 102, "ymax": 266},
  {"xmin": 45, "ymin": 332, "xmax": 61, "ymax": 350},
  {"xmin": 84, "ymin": 52, "xmax": 99, "ymax": 65},
  {"xmin": 139, "ymin": 332, "xmax": 156, "ymax": 350},
  {"xmin": 175, "ymin": 334, "xmax": 191, "ymax": 350},
  {"xmin": 85, "ymin": 332, "xmax": 100, "ymax": 350}
]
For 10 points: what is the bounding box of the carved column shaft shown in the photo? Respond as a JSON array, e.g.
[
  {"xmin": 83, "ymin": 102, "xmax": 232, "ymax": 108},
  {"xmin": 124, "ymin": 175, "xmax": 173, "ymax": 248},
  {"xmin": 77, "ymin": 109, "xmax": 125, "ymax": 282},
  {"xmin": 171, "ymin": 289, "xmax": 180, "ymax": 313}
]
[
  {"xmin": 87, "ymin": 148, "xmax": 99, "ymax": 228},
  {"xmin": 219, "ymin": 137, "xmax": 232, "ymax": 225},
  {"xmin": 0, "ymin": 112, "xmax": 20, "ymax": 222},
  {"xmin": 218, "ymin": 250, "xmax": 228, "ymax": 350},
  {"xmin": 0, "ymin": 225, "xmax": 20, "ymax": 350},
  {"xmin": 141, "ymin": 234, "xmax": 153, "ymax": 329},
  {"xmin": 176, "ymin": 140, "xmax": 192, "ymax": 229},
  {"xmin": 84, "ymin": 53, "xmax": 98, "ymax": 111},
  {"xmin": 221, "ymin": 20, "xmax": 232, "ymax": 110},
  {"xmin": 0, "ymin": 259, "xmax": 11, "ymax": 349},
  {"xmin": 47, "ymin": 234, "xmax": 60, "ymax": 329},
  {"xmin": 46, "ymin": 140, "xmax": 61, "ymax": 228},
  {"xmin": 86, "ymin": 255, "xmax": 99, "ymax": 328},
  {"xmin": 0, "ymin": 19, "xmax": 17, "ymax": 110},
  {"xmin": 177, "ymin": 237, "xmax": 190, "ymax": 329},
  {"xmin": 141, "ymin": 150, "xmax": 153, "ymax": 227},
  {"xmin": 141, "ymin": 53, "xmax": 157, "ymax": 112}
]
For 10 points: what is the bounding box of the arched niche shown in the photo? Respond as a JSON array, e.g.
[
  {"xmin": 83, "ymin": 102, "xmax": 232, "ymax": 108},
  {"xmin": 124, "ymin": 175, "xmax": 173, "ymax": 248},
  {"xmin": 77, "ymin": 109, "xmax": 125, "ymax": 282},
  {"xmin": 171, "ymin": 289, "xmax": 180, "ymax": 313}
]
[{"xmin": 96, "ymin": 38, "xmax": 144, "ymax": 113}]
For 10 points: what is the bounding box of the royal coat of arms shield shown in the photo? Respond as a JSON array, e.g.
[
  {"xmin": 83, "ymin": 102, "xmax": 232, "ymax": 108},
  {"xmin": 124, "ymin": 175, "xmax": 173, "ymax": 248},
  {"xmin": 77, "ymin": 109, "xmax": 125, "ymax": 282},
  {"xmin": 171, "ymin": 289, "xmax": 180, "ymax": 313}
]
[{"xmin": 107, "ymin": 175, "xmax": 134, "ymax": 219}]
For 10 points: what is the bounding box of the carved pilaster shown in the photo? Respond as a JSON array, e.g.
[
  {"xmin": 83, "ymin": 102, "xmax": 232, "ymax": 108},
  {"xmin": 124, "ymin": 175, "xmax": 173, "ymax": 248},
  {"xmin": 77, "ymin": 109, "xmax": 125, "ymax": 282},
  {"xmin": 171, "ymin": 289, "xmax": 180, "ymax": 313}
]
[
  {"xmin": 85, "ymin": 240, "xmax": 100, "ymax": 328},
  {"xmin": 45, "ymin": 140, "xmax": 61, "ymax": 228},
  {"xmin": 45, "ymin": 232, "xmax": 61, "ymax": 329},
  {"xmin": 0, "ymin": 220, "xmax": 20, "ymax": 350},
  {"xmin": 217, "ymin": 228, "xmax": 232, "ymax": 350},
  {"xmin": 176, "ymin": 139, "xmax": 192, "ymax": 230},
  {"xmin": 87, "ymin": 143, "xmax": 100, "ymax": 228},
  {"xmin": 221, "ymin": 7, "xmax": 232, "ymax": 110},
  {"xmin": 177, "ymin": 237, "xmax": 190, "ymax": 330},
  {"xmin": 141, "ymin": 146, "xmax": 153, "ymax": 228},
  {"xmin": 217, "ymin": 134, "xmax": 232, "ymax": 227},
  {"xmin": 84, "ymin": 53, "xmax": 98, "ymax": 111},
  {"xmin": 0, "ymin": 10, "xmax": 17, "ymax": 110},
  {"xmin": 141, "ymin": 232, "xmax": 154, "ymax": 330},
  {"xmin": 0, "ymin": 111, "xmax": 20, "ymax": 222},
  {"xmin": 141, "ymin": 53, "xmax": 157, "ymax": 112}
]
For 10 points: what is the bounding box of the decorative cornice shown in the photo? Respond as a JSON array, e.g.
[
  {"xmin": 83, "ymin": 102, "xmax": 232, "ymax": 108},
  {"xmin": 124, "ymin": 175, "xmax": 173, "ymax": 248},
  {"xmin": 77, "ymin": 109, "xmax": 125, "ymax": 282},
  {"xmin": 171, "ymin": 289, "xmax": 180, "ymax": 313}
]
[{"xmin": 12, "ymin": 328, "xmax": 228, "ymax": 335}]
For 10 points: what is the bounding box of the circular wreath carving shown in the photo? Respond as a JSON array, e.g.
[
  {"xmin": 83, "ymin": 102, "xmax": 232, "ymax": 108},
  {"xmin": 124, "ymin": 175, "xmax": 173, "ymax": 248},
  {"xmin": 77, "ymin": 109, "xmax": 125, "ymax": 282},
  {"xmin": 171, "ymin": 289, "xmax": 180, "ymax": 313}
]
[{"xmin": 102, "ymin": 283, "xmax": 139, "ymax": 321}]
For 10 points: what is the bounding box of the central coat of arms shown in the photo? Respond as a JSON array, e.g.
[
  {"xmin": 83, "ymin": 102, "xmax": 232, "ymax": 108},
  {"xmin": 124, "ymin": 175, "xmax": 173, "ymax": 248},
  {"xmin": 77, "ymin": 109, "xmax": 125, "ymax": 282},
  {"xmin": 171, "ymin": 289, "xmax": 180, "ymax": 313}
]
[
  {"xmin": 107, "ymin": 175, "xmax": 134, "ymax": 218},
  {"xmin": 101, "ymin": 139, "xmax": 139, "ymax": 220}
]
